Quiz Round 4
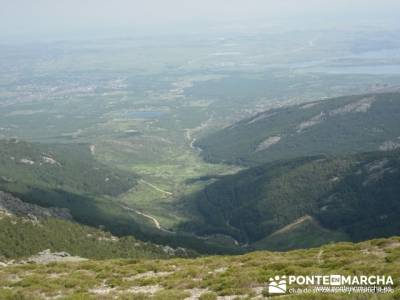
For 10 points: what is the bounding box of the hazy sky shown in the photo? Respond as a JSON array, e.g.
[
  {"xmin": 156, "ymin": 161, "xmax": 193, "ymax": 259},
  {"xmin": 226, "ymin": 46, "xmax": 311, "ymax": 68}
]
[{"xmin": 2, "ymin": 0, "xmax": 400, "ymax": 39}]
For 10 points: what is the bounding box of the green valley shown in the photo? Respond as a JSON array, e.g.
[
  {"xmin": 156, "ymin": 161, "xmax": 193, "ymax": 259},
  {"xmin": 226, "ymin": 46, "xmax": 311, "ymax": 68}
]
[{"xmin": 1, "ymin": 8, "xmax": 400, "ymax": 298}]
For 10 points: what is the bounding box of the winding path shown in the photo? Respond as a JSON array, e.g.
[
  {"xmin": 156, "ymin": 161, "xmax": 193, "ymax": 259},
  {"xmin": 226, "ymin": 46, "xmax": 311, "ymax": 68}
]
[
  {"xmin": 120, "ymin": 204, "xmax": 174, "ymax": 233},
  {"xmin": 185, "ymin": 116, "xmax": 213, "ymax": 152},
  {"xmin": 139, "ymin": 179, "xmax": 172, "ymax": 196}
]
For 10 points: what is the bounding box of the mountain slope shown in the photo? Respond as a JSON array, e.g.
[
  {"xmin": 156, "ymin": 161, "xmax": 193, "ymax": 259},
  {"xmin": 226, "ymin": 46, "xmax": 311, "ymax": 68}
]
[
  {"xmin": 252, "ymin": 215, "xmax": 348, "ymax": 251},
  {"xmin": 0, "ymin": 214, "xmax": 185, "ymax": 260},
  {"xmin": 1, "ymin": 236, "xmax": 399, "ymax": 299},
  {"xmin": 0, "ymin": 139, "xmax": 147, "ymax": 237},
  {"xmin": 0, "ymin": 190, "xmax": 71, "ymax": 220},
  {"xmin": 0, "ymin": 139, "xmax": 137, "ymax": 198},
  {"xmin": 0, "ymin": 140, "xmax": 244, "ymax": 255},
  {"xmin": 196, "ymin": 92, "xmax": 400, "ymax": 166},
  {"xmin": 178, "ymin": 150, "xmax": 400, "ymax": 250},
  {"xmin": 0, "ymin": 195, "xmax": 191, "ymax": 260}
]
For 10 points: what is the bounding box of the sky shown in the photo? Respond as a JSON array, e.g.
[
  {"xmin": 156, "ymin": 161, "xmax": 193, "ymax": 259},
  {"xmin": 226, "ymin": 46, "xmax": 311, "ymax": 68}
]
[{"xmin": 1, "ymin": 0, "xmax": 400, "ymax": 39}]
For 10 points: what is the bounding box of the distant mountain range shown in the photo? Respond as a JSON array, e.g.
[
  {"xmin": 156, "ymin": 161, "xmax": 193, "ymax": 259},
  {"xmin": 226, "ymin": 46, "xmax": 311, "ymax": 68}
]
[{"xmin": 196, "ymin": 92, "xmax": 400, "ymax": 166}]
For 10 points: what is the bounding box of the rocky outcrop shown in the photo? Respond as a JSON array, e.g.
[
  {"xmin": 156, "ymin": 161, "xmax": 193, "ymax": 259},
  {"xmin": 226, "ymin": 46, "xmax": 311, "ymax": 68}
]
[
  {"xmin": 25, "ymin": 249, "xmax": 86, "ymax": 264},
  {"xmin": 255, "ymin": 136, "xmax": 281, "ymax": 152},
  {"xmin": 1, "ymin": 250, "xmax": 87, "ymax": 266},
  {"xmin": 0, "ymin": 191, "xmax": 72, "ymax": 220}
]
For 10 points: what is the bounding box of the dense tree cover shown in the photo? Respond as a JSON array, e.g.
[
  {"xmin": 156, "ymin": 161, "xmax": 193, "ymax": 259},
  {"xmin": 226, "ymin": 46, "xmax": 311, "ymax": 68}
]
[
  {"xmin": 0, "ymin": 140, "xmax": 151, "ymax": 243},
  {"xmin": 179, "ymin": 150, "xmax": 400, "ymax": 250},
  {"xmin": 0, "ymin": 140, "xmax": 137, "ymax": 197},
  {"xmin": 0, "ymin": 214, "xmax": 187, "ymax": 260}
]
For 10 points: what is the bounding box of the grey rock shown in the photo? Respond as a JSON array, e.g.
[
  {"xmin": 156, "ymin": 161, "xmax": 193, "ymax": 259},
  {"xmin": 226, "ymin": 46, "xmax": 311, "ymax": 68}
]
[{"xmin": 26, "ymin": 249, "xmax": 87, "ymax": 264}]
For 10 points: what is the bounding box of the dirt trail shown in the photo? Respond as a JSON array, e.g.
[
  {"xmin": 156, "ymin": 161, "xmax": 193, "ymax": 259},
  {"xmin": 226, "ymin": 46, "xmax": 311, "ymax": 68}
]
[
  {"xmin": 120, "ymin": 205, "xmax": 173, "ymax": 233},
  {"xmin": 121, "ymin": 205, "xmax": 161, "ymax": 230},
  {"xmin": 317, "ymin": 250, "xmax": 324, "ymax": 264},
  {"xmin": 268, "ymin": 215, "xmax": 313, "ymax": 237},
  {"xmin": 139, "ymin": 179, "xmax": 172, "ymax": 196}
]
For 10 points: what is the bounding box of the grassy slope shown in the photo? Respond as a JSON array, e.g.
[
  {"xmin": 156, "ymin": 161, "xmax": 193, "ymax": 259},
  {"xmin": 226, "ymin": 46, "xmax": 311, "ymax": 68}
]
[
  {"xmin": 177, "ymin": 150, "xmax": 400, "ymax": 250},
  {"xmin": 0, "ymin": 237, "xmax": 399, "ymax": 299},
  {"xmin": 197, "ymin": 92, "xmax": 400, "ymax": 166}
]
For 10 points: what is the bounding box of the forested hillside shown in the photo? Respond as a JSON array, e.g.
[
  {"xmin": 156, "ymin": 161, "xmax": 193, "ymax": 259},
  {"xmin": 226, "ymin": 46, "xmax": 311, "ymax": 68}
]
[
  {"xmin": 179, "ymin": 150, "xmax": 400, "ymax": 250},
  {"xmin": 0, "ymin": 213, "xmax": 190, "ymax": 260},
  {"xmin": 0, "ymin": 139, "xmax": 137, "ymax": 198},
  {"xmin": 197, "ymin": 92, "xmax": 400, "ymax": 166}
]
